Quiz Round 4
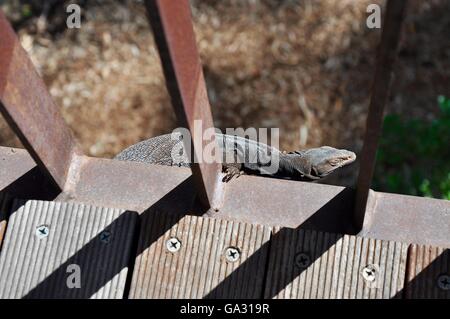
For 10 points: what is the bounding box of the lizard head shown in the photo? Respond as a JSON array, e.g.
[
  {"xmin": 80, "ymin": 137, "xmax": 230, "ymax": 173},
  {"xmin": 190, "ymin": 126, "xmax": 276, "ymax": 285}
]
[{"xmin": 286, "ymin": 146, "xmax": 356, "ymax": 180}]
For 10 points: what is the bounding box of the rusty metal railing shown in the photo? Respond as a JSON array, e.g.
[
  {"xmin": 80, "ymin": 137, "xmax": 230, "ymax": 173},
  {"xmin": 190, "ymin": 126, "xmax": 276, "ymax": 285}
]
[
  {"xmin": 354, "ymin": 0, "xmax": 407, "ymax": 230},
  {"xmin": 144, "ymin": 0, "xmax": 223, "ymax": 211},
  {"xmin": 0, "ymin": 0, "xmax": 449, "ymax": 247},
  {"xmin": 0, "ymin": 12, "xmax": 82, "ymax": 190}
]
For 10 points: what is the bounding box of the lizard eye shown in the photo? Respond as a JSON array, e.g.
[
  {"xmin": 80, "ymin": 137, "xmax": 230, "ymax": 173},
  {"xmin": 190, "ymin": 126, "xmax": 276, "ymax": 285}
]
[{"xmin": 329, "ymin": 158, "xmax": 341, "ymax": 166}]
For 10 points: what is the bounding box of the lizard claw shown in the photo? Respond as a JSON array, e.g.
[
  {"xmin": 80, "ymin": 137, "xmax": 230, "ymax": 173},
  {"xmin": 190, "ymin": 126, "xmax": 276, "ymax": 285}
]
[{"xmin": 222, "ymin": 166, "xmax": 243, "ymax": 183}]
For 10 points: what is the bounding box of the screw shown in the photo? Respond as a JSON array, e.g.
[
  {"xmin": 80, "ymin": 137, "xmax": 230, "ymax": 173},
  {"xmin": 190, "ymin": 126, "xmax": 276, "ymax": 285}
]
[
  {"xmin": 295, "ymin": 253, "xmax": 311, "ymax": 269},
  {"xmin": 35, "ymin": 225, "xmax": 49, "ymax": 239},
  {"xmin": 437, "ymin": 274, "xmax": 450, "ymax": 290},
  {"xmin": 225, "ymin": 247, "xmax": 240, "ymax": 262},
  {"xmin": 166, "ymin": 237, "xmax": 181, "ymax": 253},
  {"xmin": 99, "ymin": 230, "xmax": 111, "ymax": 244},
  {"xmin": 362, "ymin": 264, "xmax": 378, "ymax": 283}
]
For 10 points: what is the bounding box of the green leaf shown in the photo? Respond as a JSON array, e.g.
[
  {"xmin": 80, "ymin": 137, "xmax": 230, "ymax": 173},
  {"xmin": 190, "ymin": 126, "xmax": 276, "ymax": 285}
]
[{"xmin": 21, "ymin": 4, "xmax": 32, "ymax": 18}]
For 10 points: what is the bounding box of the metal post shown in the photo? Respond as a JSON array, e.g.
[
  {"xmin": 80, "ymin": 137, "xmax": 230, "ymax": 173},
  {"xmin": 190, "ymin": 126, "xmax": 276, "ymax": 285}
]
[
  {"xmin": 0, "ymin": 10, "xmax": 82, "ymax": 190},
  {"xmin": 354, "ymin": 0, "xmax": 408, "ymax": 230},
  {"xmin": 144, "ymin": 0, "xmax": 223, "ymax": 210}
]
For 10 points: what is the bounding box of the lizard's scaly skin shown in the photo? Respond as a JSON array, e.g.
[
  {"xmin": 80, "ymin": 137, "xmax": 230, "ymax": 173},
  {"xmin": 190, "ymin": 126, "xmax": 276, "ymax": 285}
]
[{"xmin": 115, "ymin": 132, "xmax": 356, "ymax": 181}]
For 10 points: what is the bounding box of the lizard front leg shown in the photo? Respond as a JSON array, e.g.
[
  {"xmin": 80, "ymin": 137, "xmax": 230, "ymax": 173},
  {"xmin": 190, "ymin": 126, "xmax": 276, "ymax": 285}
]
[{"xmin": 222, "ymin": 163, "xmax": 244, "ymax": 182}]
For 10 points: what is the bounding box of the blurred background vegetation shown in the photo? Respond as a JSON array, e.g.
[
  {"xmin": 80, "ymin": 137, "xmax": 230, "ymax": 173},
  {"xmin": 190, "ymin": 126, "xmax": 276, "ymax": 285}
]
[
  {"xmin": 0, "ymin": 0, "xmax": 448, "ymax": 199},
  {"xmin": 374, "ymin": 96, "xmax": 450, "ymax": 199}
]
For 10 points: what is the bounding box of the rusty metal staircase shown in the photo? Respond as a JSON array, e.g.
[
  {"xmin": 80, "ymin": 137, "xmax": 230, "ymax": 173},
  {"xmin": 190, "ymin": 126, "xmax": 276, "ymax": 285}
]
[{"xmin": 0, "ymin": 0, "xmax": 449, "ymax": 299}]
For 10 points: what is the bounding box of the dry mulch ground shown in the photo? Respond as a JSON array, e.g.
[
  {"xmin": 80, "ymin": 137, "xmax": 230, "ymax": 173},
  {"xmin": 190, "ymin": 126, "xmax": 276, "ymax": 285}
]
[{"xmin": 0, "ymin": 0, "xmax": 449, "ymax": 186}]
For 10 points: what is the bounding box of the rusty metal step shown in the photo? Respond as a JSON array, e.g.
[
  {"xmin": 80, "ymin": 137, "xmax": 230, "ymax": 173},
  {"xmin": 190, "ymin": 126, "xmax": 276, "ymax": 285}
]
[
  {"xmin": 0, "ymin": 197, "xmax": 447, "ymax": 299},
  {"xmin": 128, "ymin": 211, "xmax": 272, "ymax": 299},
  {"xmin": 0, "ymin": 200, "xmax": 138, "ymax": 298},
  {"xmin": 405, "ymin": 244, "xmax": 450, "ymax": 299},
  {"xmin": 128, "ymin": 210, "xmax": 416, "ymax": 299},
  {"xmin": 264, "ymin": 227, "xmax": 408, "ymax": 299}
]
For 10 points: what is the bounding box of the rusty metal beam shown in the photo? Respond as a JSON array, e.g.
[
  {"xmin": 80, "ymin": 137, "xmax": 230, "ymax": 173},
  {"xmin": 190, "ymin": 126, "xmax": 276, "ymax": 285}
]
[
  {"xmin": 0, "ymin": 10, "xmax": 82, "ymax": 190},
  {"xmin": 354, "ymin": 0, "xmax": 407, "ymax": 230},
  {"xmin": 2, "ymin": 146, "xmax": 450, "ymax": 247},
  {"xmin": 359, "ymin": 191, "xmax": 450, "ymax": 248},
  {"xmin": 144, "ymin": 0, "xmax": 222, "ymax": 211}
]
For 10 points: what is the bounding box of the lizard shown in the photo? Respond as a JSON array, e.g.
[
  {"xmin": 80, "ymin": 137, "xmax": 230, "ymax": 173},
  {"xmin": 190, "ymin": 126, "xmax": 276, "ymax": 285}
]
[{"xmin": 114, "ymin": 132, "xmax": 356, "ymax": 182}]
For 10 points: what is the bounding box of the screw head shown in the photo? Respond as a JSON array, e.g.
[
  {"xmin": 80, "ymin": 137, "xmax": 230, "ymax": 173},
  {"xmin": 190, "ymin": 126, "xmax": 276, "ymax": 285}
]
[
  {"xmin": 166, "ymin": 237, "xmax": 181, "ymax": 253},
  {"xmin": 225, "ymin": 247, "xmax": 240, "ymax": 262},
  {"xmin": 35, "ymin": 225, "xmax": 49, "ymax": 239},
  {"xmin": 437, "ymin": 274, "xmax": 450, "ymax": 290},
  {"xmin": 362, "ymin": 264, "xmax": 379, "ymax": 283},
  {"xmin": 294, "ymin": 253, "xmax": 311, "ymax": 269},
  {"xmin": 99, "ymin": 230, "xmax": 112, "ymax": 244}
]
